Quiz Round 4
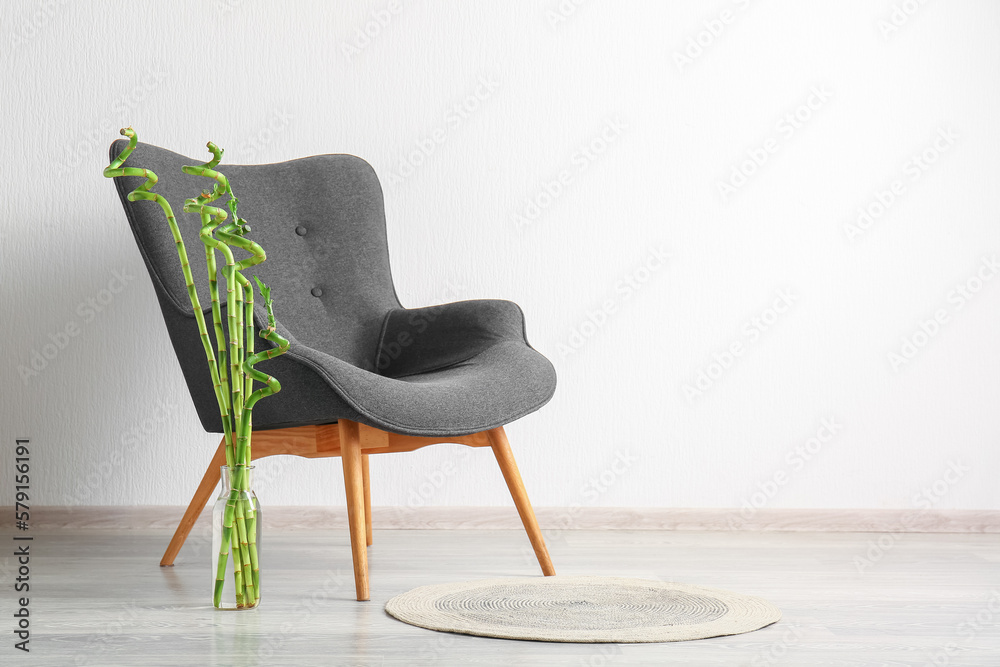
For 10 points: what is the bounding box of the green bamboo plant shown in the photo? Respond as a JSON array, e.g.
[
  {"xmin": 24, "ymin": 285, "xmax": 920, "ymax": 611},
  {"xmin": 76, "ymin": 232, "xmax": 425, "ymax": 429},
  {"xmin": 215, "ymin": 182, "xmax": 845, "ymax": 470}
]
[{"xmin": 104, "ymin": 128, "xmax": 289, "ymax": 608}]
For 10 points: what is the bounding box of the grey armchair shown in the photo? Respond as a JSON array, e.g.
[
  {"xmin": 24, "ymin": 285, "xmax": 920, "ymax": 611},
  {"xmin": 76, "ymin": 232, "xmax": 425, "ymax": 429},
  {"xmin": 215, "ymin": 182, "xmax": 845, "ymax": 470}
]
[{"xmin": 108, "ymin": 140, "xmax": 557, "ymax": 600}]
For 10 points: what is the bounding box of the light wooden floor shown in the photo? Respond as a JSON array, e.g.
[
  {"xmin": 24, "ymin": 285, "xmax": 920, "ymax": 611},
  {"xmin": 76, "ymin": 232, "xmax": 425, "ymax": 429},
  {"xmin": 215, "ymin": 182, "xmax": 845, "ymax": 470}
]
[{"xmin": 2, "ymin": 526, "xmax": 998, "ymax": 666}]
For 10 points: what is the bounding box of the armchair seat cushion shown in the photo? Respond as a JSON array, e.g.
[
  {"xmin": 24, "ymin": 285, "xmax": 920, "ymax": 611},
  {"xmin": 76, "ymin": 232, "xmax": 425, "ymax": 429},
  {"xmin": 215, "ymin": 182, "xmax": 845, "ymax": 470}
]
[{"xmin": 270, "ymin": 301, "xmax": 556, "ymax": 437}]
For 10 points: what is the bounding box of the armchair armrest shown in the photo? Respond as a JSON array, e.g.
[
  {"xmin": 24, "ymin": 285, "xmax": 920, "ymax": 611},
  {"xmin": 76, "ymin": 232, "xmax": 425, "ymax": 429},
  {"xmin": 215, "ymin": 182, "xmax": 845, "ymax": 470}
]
[{"xmin": 375, "ymin": 299, "xmax": 529, "ymax": 377}]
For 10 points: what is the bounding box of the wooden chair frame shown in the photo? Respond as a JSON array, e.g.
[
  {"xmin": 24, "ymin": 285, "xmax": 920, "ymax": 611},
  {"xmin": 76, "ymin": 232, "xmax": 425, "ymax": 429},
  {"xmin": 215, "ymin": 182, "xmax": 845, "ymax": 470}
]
[{"xmin": 160, "ymin": 419, "xmax": 555, "ymax": 600}]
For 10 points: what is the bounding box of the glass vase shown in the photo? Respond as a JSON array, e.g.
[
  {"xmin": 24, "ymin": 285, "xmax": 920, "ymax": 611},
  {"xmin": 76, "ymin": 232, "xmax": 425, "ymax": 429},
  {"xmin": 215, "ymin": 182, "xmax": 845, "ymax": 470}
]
[{"xmin": 212, "ymin": 465, "xmax": 261, "ymax": 609}]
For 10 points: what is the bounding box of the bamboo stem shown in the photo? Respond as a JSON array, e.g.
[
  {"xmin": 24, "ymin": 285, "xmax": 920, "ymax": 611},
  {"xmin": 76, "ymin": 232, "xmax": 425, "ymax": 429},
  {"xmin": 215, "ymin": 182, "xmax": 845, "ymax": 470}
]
[
  {"xmin": 232, "ymin": 487, "xmax": 255, "ymax": 605},
  {"xmin": 230, "ymin": 524, "xmax": 244, "ymax": 608},
  {"xmin": 182, "ymin": 154, "xmax": 242, "ymax": 464}
]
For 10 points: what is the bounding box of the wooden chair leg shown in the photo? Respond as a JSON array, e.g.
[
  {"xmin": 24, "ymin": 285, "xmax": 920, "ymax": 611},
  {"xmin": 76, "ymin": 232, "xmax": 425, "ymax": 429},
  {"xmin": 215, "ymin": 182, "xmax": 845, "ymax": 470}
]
[
  {"xmin": 487, "ymin": 426, "xmax": 556, "ymax": 576},
  {"xmin": 339, "ymin": 420, "xmax": 370, "ymax": 600},
  {"xmin": 362, "ymin": 453, "xmax": 372, "ymax": 546},
  {"xmin": 160, "ymin": 437, "xmax": 228, "ymax": 566}
]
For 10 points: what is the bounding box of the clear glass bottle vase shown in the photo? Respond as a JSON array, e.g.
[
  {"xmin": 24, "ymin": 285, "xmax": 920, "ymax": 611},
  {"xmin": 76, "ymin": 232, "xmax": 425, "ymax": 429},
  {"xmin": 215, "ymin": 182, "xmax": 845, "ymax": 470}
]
[{"xmin": 212, "ymin": 465, "xmax": 261, "ymax": 609}]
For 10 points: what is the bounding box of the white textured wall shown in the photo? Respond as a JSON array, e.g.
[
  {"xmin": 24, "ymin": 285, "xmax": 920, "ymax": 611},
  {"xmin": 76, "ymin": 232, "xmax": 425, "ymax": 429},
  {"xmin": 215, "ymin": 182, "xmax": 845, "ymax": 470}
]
[{"xmin": 1, "ymin": 0, "xmax": 998, "ymax": 511}]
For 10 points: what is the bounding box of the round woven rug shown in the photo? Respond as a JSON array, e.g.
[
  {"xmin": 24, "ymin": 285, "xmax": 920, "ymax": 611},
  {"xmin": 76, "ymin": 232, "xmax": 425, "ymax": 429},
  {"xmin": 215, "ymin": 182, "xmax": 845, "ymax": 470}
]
[{"xmin": 385, "ymin": 576, "xmax": 780, "ymax": 643}]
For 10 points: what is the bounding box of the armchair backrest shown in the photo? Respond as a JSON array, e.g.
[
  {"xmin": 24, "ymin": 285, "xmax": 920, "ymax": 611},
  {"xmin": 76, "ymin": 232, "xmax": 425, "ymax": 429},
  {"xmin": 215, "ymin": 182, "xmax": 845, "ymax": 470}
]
[{"xmin": 109, "ymin": 140, "xmax": 401, "ymax": 373}]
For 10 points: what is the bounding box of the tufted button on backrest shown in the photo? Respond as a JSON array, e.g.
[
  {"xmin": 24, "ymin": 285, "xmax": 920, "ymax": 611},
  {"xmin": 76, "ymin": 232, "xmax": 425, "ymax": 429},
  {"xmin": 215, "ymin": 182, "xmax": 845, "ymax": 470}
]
[{"xmin": 111, "ymin": 140, "xmax": 401, "ymax": 372}]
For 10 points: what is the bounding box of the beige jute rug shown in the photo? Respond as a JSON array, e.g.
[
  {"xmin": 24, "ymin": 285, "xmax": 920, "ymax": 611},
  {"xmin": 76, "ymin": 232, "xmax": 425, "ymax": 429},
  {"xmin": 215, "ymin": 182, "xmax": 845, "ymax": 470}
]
[{"xmin": 385, "ymin": 576, "xmax": 781, "ymax": 643}]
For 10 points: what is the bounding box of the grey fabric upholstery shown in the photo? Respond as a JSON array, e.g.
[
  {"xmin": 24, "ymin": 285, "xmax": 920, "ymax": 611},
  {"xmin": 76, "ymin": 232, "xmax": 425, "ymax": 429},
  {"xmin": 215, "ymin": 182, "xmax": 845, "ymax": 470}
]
[{"xmin": 109, "ymin": 140, "xmax": 556, "ymax": 436}]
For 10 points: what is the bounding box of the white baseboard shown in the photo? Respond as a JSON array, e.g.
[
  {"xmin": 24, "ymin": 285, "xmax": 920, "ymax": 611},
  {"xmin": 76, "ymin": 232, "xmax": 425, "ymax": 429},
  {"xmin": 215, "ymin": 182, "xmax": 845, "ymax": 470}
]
[{"xmin": 10, "ymin": 506, "xmax": 999, "ymax": 533}]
